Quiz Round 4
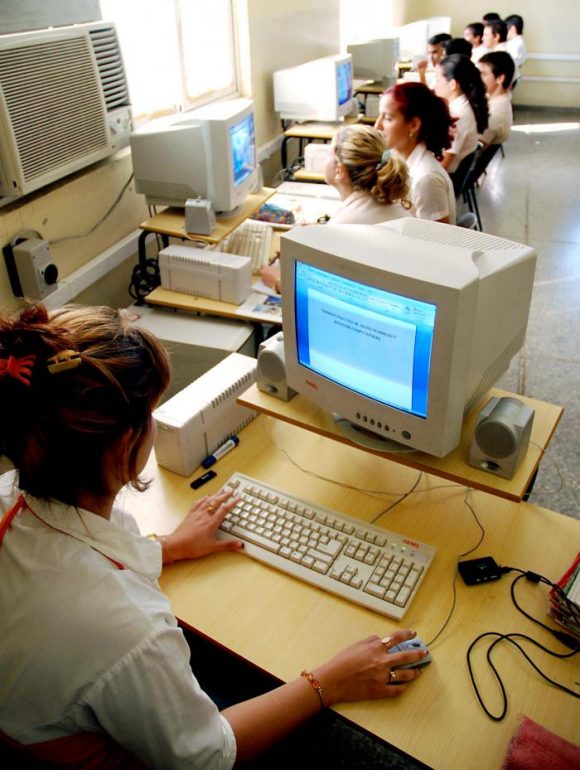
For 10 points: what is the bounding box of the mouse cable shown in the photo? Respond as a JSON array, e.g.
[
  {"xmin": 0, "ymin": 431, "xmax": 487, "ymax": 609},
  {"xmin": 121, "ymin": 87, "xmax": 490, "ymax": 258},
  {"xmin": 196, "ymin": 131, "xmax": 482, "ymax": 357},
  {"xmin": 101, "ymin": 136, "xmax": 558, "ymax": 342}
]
[
  {"xmin": 467, "ymin": 630, "xmax": 579, "ymax": 721},
  {"xmin": 427, "ymin": 488, "xmax": 486, "ymax": 648}
]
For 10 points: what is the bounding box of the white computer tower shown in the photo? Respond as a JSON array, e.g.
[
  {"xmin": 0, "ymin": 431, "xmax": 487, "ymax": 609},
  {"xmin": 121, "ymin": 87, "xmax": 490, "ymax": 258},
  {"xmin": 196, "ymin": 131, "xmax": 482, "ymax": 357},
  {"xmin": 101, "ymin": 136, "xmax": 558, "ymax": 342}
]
[{"xmin": 127, "ymin": 304, "xmax": 256, "ymax": 401}]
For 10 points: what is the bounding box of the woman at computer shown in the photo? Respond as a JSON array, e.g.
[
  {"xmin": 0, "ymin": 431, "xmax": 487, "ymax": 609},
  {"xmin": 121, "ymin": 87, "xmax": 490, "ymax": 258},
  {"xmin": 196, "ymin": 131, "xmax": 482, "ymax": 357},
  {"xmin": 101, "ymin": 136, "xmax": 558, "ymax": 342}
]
[
  {"xmin": 374, "ymin": 81, "xmax": 457, "ymax": 224},
  {"xmin": 260, "ymin": 124, "xmax": 412, "ymax": 292},
  {"xmin": 433, "ymin": 53, "xmax": 488, "ymax": 173},
  {"xmin": 0, "ymin": 303, "xmax": 427, "ymax": 769}
]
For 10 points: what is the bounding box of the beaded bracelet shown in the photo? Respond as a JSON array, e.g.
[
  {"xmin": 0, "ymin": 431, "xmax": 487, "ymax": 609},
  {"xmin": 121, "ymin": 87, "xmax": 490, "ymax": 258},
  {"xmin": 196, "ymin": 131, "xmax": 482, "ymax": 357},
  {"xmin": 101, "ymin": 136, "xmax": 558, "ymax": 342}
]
[{"xmin": 300, "ymin": 670, "xmax": 326, "ymax": 710}]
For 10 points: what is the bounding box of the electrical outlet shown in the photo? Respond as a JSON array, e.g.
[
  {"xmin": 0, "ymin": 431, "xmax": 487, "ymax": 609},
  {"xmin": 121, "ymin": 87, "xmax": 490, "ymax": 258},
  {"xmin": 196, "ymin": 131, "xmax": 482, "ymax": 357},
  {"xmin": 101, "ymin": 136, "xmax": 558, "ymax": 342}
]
[{"xmin": 4, "ymin": 238, "xmax": 58, "ymax": 299}]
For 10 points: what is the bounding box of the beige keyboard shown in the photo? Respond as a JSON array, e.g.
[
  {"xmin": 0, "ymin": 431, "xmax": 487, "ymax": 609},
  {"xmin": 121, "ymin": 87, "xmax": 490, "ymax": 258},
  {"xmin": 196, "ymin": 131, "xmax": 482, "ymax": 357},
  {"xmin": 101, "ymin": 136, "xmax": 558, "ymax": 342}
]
[
  {"xmin": 218, "ymin": 473, "xmax": 436, "ymax": 620},
  {"xmin": 220, "ymin": 220, "xmax": 273, "ymax": 273}
]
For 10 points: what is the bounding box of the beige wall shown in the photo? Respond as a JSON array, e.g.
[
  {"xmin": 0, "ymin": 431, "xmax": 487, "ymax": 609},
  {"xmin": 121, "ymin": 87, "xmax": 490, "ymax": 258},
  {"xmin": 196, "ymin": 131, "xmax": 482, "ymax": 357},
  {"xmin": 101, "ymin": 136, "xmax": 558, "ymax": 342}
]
[{"xmin": 401, "ymin": 0, "xmax": 580, "ymax": 107}]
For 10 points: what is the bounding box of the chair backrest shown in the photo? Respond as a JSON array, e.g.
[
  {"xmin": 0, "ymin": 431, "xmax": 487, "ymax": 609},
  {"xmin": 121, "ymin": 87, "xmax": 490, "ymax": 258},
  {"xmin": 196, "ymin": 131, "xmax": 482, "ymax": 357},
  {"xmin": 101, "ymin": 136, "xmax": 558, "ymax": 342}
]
[
  {"xmin": 471, "ymin": 143, "xmax": 501, "ymax": 182},
  {"xmin": 450, "ymin": 149, "xmax": 478, "ymax": 198}
]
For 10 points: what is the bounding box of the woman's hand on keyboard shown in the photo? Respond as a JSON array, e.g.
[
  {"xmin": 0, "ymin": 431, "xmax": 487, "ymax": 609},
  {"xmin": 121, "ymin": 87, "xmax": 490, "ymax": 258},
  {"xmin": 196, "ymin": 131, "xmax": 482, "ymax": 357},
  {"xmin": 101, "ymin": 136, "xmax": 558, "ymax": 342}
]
[
  {"xmin": 314, "ymin": 630, "xmax": 425, "ymax": 705},
  {"xmin": 163, "ymin": 489, "xmax": 244, "ymax": 562},
  {"xmin": 259, "ymin": 263, "xmax": 281, "ymax": 291}
]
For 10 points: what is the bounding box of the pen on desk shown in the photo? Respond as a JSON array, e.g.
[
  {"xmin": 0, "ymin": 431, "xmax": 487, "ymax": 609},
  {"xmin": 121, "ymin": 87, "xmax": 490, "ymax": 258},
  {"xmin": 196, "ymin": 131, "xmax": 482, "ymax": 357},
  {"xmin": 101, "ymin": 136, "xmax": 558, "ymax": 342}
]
[{"xmin": 202, "ymin": 436, "xmax": 240, "ymax": 469}]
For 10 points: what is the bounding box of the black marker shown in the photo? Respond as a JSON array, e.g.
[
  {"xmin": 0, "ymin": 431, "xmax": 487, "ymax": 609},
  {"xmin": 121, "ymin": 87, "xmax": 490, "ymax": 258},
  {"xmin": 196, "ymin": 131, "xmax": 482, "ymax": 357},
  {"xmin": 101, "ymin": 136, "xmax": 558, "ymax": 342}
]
[{"xmin": 190, "ymin": 470, "xmax": 217, "ymax": 490}]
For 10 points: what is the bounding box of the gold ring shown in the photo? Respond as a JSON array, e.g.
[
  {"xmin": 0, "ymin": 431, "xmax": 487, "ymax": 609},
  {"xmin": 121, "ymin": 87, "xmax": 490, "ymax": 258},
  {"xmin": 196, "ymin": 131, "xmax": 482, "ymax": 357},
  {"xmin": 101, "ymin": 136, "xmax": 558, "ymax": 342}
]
[
  {"xmin": 381, "ymin": 636, "xmax": 393, "ymax": 651},
  {"xmin": 389, "ymin": 670, "xmax": 397, "ymax": 684},
  {"xmin": 207, "ymin": 504, "xmax": 216, "ymax": 513}
]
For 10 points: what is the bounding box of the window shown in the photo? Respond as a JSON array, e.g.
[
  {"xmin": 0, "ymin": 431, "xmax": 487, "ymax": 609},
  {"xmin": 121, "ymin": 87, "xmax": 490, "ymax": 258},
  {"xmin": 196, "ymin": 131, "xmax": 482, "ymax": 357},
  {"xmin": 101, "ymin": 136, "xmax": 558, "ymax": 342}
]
[{"xmin": 99, "ymin": 0, "xmax": 237, "ymax": 120}]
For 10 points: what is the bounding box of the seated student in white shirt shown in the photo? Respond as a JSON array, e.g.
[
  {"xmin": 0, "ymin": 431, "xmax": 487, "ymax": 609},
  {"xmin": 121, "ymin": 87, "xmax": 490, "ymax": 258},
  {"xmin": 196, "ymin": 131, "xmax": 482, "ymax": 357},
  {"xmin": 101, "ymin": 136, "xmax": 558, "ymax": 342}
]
[
  {"xmin": 0, "ymin": 303, "xmax": 426, "ymax": 770},
  {"xmin": 375, "ymin": 82, "xmax": 457, "ymax": 224},
  {"xmin": 416, "ymin": 32, "xmax": 452, "ymax": 88},
  {"xmin": 260, "ymin": 125, "xmax": 412, "ymax": 292},
  {"xmin": 434, "ymin": 54, "xmax": 489, "ymax": 173},
  {"xmin": 464, "ymin": 22, "xmax": 488, "ymax": 63},
  {"xmin": 478, "ymin": 51, "xmax": 515, "ymax": 147},
  {"xmin": 482, "ymin": 18, "xmax": 520, "ymax": 83},
  {"xmin": 505, "ymin": 14, "xmax": 527, "ymax": 72}
]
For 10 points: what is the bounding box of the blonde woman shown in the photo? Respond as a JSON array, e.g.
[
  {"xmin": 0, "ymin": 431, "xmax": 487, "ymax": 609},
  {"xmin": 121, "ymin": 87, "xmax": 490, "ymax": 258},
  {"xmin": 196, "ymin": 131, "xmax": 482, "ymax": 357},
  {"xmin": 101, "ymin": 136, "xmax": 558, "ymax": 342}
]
[{"xmin": 260, "ymin": 124, "xmax": 412, "ymax": 291}]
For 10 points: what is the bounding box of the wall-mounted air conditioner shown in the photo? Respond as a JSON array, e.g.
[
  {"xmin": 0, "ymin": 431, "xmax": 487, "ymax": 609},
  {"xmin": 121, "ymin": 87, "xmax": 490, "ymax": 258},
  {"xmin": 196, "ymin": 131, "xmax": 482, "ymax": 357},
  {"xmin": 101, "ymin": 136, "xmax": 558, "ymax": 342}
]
[{"xmin": 0, "ymin": 22, "xmax": 132, "ymax": 204}]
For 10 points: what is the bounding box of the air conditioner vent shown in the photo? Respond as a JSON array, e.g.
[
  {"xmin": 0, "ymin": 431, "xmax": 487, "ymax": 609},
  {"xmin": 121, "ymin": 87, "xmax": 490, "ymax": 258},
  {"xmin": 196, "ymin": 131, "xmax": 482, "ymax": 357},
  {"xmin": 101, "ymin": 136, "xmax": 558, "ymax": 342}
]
[
  {"xmin": 89, "ymin": 26, "xmax": 130, "ymax": 112},
  {"xmin": 0, "ymin": 36, "xmax": 109, "ymax": 182}
]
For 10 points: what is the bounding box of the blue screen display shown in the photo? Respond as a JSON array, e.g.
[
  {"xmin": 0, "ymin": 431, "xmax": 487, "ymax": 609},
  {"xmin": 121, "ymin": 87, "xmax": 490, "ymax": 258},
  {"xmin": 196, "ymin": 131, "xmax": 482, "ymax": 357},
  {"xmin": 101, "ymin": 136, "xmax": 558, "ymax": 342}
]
[
  {"xmin": 230, "ymin": 113, "xmax": 256, "ymax": 187},
  {"xmin": 294, "ymin": 262, "xmax": 436, "ymax": 418},
  {"xmin": 337, "ymin": 61, "xmax": 353, "ymax": 106}
]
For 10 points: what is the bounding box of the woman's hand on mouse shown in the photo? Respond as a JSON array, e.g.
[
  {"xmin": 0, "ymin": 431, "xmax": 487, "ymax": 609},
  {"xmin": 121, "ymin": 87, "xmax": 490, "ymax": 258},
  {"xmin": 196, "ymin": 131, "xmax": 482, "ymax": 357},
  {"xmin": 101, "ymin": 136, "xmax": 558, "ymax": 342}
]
[
  {"xmin": 161, "ymin": 489, "xmax": 243, "ymax": 563},
  {"xmin": 311, "ymin": 630, "xmax": 426, "ymax": 705}
]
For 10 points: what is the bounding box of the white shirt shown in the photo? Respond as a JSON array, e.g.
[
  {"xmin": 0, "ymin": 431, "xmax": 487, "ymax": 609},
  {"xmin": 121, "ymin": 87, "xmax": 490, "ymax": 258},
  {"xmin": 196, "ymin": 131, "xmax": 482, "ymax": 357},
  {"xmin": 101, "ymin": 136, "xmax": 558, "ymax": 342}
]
[
  {"xmin": 447, "ymin": 94, "xmax": 479, "ymax": 173},
  {"xmin": 506, "ymin": 35, "xmax": 527, "ymax": 68},
  {"xmin": 471, "ymin": 44, "xmax": 489, "ymax": 63},
  {"xmin": 330, "ymin": 189, "xmax": 412, "ymax": 224},
  {"xmin": 0, "ymin": 472, "xmax": 236, "ymax": 770},
  {"xmin": 406, "ymin": 143, "xmax": 456, "ymax": 224},
  {"xmin": 480, "ymin": 93, "xmax": 513, "ymax": 146}
]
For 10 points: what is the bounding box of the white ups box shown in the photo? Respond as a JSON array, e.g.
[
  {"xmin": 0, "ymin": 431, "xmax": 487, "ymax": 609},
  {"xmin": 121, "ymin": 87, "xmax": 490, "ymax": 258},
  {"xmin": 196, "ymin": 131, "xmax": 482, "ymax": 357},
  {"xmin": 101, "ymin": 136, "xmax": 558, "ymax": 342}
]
[
  {"xmin": 128, "ymin": 304, "xmax": 256, "ymax": 400},
  {"xmin": 153, "ymin": 353, "xmax": 258, "ymax": 476}
]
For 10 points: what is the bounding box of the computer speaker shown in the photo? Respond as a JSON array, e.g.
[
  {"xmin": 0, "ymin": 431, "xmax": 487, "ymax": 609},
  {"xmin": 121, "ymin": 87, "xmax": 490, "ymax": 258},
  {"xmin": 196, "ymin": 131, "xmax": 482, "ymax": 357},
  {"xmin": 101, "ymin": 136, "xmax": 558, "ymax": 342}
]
[
  {"xmin": 185, "ymin": 198, "xmax": 216, "ymax": 235},
  {"xmin": 468, "ymin": 396, "xmax": 535, "ymax": 479},
  {"xmin": 256, "ymin": 332, "xmax": 296, "ymax": 402}
]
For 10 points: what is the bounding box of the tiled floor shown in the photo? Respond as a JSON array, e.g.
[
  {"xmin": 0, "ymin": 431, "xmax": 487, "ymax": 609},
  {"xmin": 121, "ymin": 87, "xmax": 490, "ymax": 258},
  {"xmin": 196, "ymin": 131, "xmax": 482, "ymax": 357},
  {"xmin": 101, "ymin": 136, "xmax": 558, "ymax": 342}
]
[{"xmin": 463, "ymin": 107, "xmax": 580, "ymax": 521}]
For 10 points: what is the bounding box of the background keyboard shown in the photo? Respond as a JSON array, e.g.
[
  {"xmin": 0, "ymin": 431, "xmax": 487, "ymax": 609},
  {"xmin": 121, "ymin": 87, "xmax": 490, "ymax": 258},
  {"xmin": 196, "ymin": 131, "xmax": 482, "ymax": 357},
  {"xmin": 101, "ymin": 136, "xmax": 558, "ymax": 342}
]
[
  {"xmin": 218, "ymin": 473, "xmax": 436, "ymax": 620},
  {"xmin": 220, "ymin": 220, "xmax": 273, "ymax": 273}
]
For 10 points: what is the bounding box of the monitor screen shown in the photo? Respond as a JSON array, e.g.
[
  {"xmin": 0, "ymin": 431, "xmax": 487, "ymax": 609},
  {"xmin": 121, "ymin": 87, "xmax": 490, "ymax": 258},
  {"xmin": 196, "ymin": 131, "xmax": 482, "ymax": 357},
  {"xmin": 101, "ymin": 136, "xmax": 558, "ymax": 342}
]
[
  {"xmin": 230, "ymin": 112, "xmax": 256, "ymax": 188},
  {"xmin": 295, "ymin": 263, "xmax": 435, "ymax": 418},
  {"xmin": 281, "ymin": 220, "xmax": 537, "ymax": 457},
  {"xmin": 337, "ymin": 60, "xmax": 353, "ymax": 106}
]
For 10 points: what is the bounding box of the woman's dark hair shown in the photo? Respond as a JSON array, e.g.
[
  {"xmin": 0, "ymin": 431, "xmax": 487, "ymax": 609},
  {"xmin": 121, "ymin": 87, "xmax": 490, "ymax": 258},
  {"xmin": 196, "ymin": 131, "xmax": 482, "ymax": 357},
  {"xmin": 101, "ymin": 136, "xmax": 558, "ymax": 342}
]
[
  {"xmin": 444, "ymin": 38, "xmax": 472, "ymax": 58},
  {"xmin": 386, "ymin": 82, "xmax": 456, "ymax": 160},
  {"xmin": 438, "ymin": 54, "xmax": 489, "ymax": 134},
  {"xmin": 0, "ymin": 303, "xmax": 171, "ymax": 504}
]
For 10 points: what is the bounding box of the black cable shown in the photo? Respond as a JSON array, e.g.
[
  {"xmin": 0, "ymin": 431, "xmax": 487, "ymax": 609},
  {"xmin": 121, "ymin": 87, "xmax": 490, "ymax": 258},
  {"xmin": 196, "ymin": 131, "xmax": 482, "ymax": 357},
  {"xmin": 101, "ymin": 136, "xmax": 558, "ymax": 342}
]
[
  {"xmin": 466, "ymin": 569, "xmax": 579, "ymax": 720},
  {"xmin": 128, "ymin": 258, "xmax": 160, "ymax": 302}
]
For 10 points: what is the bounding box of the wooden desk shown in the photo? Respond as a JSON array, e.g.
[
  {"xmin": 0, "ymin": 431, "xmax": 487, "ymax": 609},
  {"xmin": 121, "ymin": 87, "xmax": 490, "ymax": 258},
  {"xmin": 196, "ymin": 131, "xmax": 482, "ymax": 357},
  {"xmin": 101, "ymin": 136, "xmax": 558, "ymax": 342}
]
[
  {"xmin": 128, "ymin": 416, "xmax": 579, "ymax": 770},
  {"xmin": 139, "ymin": 188, "xmax": 275, "ymax": 247},
  {"xmin": 145, "ymin": 285, "xmax": 282, "ymax": 325},
  {"xmin": 238, "ymin": 385, "xmax": 563, "ymax": 503},
  {"xmin": 145, "ymin": 232, "xmax": 282, "ymax": 325}
]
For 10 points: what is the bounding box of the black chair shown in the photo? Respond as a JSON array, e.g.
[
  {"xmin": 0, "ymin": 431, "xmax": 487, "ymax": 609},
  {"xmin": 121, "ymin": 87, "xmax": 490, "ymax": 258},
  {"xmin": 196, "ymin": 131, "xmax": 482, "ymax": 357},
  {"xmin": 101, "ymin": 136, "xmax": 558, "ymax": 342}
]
[
  {"xmin": 449, "ymin": 149, "xmax": 478, "ymax": 199},
  {"xmin": 460, "ymin": 144, "xmax": 503, "ymax": 231}
]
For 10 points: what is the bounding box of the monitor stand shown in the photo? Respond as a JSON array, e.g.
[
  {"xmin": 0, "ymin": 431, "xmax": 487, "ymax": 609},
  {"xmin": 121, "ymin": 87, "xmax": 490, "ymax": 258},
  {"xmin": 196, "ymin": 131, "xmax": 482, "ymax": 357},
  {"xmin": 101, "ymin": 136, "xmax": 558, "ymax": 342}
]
[
  {"xmin": 216, "ymin": 205, "xmax": 242, "ymax": 219},
  {"xmin": 333, "ymin": 414, "xmax": 416, "ymax": 455}
]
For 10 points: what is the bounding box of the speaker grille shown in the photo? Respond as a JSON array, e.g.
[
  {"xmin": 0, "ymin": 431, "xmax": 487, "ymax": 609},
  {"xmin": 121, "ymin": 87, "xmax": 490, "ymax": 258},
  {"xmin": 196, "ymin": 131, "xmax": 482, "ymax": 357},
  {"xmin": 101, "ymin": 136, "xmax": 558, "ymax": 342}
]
[{"xmin": 476, "ymin": 422, "xmax": 517, "ymax": 458}]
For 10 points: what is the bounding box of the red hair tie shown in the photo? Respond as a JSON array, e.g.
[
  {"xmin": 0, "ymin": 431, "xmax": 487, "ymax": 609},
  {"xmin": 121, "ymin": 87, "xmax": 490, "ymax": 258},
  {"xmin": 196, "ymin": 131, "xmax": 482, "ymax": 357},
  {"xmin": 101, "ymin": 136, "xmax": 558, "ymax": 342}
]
[{"xmin": 0, "ymin": 354, "xmax": 36, "ymax": 386}]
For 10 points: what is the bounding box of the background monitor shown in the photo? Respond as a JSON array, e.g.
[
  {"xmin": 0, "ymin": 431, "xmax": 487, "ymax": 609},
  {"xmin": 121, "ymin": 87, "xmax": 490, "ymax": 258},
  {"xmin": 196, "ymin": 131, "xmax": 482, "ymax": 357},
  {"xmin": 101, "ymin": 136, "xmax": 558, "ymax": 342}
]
[
  {"xmin": 397, "ymin": 20, "xmax": 430, "ymax": 61},
  {"xmin": 347, "ymin": 37, "xmax": 400, "ymax": 85},
  {"xmin": 273, "ymin": 54, "xmax": 353, "ymax": 122},
  {"xmin": 427, "ymin": 16, "xmax": 452, "ymax": 38},
  {"xmin": 130, "ymin": 97, "xmax": 257, "ymax": 215},
  {"xmin": 280, "ymin": 219, "xmax": 536, "ymax": 458}
]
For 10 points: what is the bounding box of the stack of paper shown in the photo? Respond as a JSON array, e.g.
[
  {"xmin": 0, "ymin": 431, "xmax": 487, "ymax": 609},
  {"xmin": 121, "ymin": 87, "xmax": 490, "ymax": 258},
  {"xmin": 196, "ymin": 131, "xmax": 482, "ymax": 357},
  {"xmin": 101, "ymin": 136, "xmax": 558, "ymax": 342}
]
[{"xmin": 549, "ymin": 552, "xmax": 580, "ymax": 641}]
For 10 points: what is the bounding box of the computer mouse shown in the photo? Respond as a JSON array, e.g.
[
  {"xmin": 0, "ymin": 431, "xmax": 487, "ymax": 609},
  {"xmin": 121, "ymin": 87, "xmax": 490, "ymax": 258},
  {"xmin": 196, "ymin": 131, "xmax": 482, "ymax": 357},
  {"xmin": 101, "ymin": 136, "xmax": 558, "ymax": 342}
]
[{"xmin": 388, "ymin": 637, "xmax": 432, "ymax": 669}]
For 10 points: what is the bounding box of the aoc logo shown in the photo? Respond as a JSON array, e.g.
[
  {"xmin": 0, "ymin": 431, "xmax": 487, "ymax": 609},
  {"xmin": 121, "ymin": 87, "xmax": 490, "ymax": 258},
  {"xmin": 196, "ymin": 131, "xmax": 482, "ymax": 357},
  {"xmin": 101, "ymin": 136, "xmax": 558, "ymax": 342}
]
[{"xmin": 305, "ymin": 379, "xmax": 318, "ymax": 390}]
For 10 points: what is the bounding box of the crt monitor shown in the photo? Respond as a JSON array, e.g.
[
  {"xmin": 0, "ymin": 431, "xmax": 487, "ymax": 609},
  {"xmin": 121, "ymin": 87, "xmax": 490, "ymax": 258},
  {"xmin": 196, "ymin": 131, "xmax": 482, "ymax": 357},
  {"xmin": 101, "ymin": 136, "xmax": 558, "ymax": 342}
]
[
  {"xmin": 346, "ymin": 37, "xmax": 400, "ymax": 85},
  {"xmin": 130, "ymin": 98, "xmax": 257, "ymax": 215},
  {"xmin": 397, "ymin": 20, "xmax": 430, "ymax": 61},
  {"xmin": 280, "ymin": 219, "xmax": 536, "ymax": 458},
  {"xmin": 273, "ymin": 55, "xmax": 353, "ymax": 122}
]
